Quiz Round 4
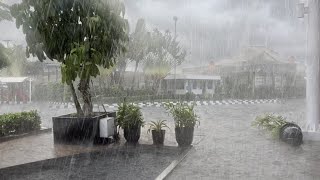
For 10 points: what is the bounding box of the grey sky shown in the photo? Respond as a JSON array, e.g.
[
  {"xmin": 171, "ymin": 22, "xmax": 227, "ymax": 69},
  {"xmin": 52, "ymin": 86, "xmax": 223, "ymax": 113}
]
[
  {"xmin": 124, "ymin": 0, "xmax": 306, "ymax": 65},
  {"xmin": 0, "ymin": 0, "xmax": 306, "ymax": 66}
]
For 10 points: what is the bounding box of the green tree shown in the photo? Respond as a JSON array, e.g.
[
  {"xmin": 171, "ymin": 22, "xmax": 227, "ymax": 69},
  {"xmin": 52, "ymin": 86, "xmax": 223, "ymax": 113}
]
[
  {"xmin": 143, "ymin": 51, "xmax": 172, "ymax": 92},
  {"xmin": 11, "ymin": 0, "xmax": 128, "ymax": 116},
  {"xmin": 143, "ymin": 29, "xmax": 186, "ymax": 92},
  {"xmin": 0, "ymin": 1, "xmax": 11, "ymax": 21},
  {"xmin": 128, "ymin": 19, "xmax": 150, "ymax": 89},
  {"xmin": 0, "ymin": 44, "xmax": 8, "ymax": 70},
  {"xmin": 2, "ymin": 45, "xmax": 28, "ymax": 76},
  {"xmin": 0, "ymin": 1, "xmax": 11, "ymax": 70}
]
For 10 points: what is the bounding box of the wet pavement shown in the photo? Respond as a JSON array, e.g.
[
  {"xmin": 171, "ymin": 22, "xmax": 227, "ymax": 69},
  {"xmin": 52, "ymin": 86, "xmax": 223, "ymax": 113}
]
[
  {"xmin": 0, "ymin": 145, "xmax": 186, "ymax": 180},
  {"xmin": 1, "ymin": 99, "xmax": 320, "ymax": 179},
  {"xmin": 168, "ymin": 99, "xmax": 320, "ymax": 180}
]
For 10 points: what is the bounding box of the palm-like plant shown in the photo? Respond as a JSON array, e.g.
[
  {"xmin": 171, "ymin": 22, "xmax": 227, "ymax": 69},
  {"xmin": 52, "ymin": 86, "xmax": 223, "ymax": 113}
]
[
  {"xmin": 165, "ymin": 103, "xmax": 199, "ymax": 128},
  {"xmin": 117, "ymin": 101, "xmax": 144, "ymax": 130},
  {"xmin": 147, "ymin": 120, "xmax": 169, "ymax": 133},
  {"xmin": 252, "ymin": 114, "xmax": 287, "ymax": 138}
]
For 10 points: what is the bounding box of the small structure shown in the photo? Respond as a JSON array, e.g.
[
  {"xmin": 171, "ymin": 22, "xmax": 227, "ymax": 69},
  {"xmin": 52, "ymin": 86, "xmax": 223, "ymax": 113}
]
[
  {"xmin": 163, "ymin": 74, "xmax": 221, "ymax": 95},
  {"xmin": 0, "ymin": 77, "xmax": 31, "ymax": 103}
]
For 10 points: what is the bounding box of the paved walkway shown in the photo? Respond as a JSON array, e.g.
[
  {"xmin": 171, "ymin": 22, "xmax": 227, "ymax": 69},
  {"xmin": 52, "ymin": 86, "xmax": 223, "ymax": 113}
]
[{"xmin": 168, "ymin": 99, "xmax": 320, "ymax": 180}]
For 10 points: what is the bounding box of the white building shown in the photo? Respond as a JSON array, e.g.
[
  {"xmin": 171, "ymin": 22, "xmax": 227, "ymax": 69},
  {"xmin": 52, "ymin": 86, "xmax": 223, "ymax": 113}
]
[{"xmin": 163, "ymin": 74, "xmax": 221, "ymax": 95}]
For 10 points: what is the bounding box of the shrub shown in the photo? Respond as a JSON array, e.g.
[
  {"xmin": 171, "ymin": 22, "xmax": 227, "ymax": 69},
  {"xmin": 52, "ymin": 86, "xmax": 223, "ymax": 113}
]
[
  {"xmin": 252, "ymin": 114, "xmax": 287, "ymax": 138},
  {"xmin": 0, "ymin": 111, "xmax": 41, "ymax": 137},
  {"xmin": 165, "ymin": 103, "xmax": 199, "ymax": 128},
  {"xmin": 147, "ymin": 120, "xmax": 169, "ymax": 133},
  {"xmin": 117, "ymin": 101, "xmax": 144, "ymax": 130}
]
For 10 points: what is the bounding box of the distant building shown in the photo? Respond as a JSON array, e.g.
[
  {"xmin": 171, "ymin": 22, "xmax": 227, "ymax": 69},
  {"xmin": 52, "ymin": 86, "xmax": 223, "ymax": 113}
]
[
  {"xmin": 0, "ymin": 77, "xmax": 31, "ymax": 103},
  {"xmin": 182, "ymin": 47, "xmax": 305, "ymax": 98},
  {"xmin": 163, "ymin": 74, "xmax": 221, "ymax": 95},
  {"xmin": 42, "ymin": 61, "xmax": 61, "ymax": 83}
]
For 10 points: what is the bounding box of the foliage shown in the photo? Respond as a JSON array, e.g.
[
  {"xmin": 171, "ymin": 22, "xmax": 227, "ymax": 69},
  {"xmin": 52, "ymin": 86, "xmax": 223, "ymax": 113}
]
[
  {"xmin": 32, "ymin": 83, "xmax": 71, "ymax": 102},
  {"xmin": 165, "ymin": 103, "xmax": 199, "ymax": 128},
  {"xmin": 127, "ymin": 18, "xmax": 150, "ymax": 88},
  {"xmin": 128, "ymin": 19, "xmax": 150, "ymax": 62},
  {"xmin": 0, "ymin": 43, "xmax": 8, "ymax": 70},
  {"xmin": 0, "ymin": 1, "xmax": 11, "ymax": 21},
  {"xmin": 0, "ymin": 111, "xmax": 41, "ymax": 137},
  {"xmin": 147, "ymin": 120, "xmax": 169, "ymax": 133},
  {"xmin": 1, "ymin": 45, "xmax": 28, "ymax": 76},
  {"xmin": 148, "ymin": 29, "xmax": 186, "ymax": 66},
  {"xmin": 11, "ymin": 0, "xmax": 129, "ymax": 116},
  {"xmin": 117, "ymin": 100, "xmax": 144, "ymax": 130},
  {"xmin": 252, "ymin": 114, "xmax": 288, "ymax": 138},
  {"xmin": 142, "ymin": 29, "xmax": 186, "ymax": 91}
]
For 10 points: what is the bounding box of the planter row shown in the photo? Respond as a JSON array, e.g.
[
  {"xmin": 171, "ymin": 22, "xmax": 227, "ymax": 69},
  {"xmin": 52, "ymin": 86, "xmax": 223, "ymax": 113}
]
[{"xmin": 53, "ymin": 113, "xmax": 195, "ymax": 147}]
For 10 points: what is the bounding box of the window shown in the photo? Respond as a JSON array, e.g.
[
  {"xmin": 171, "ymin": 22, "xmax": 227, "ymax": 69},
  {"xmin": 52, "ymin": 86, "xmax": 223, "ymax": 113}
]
[
  {"xmin": 193, "ymin": 81, "xmax": 197, "ymax": 89},
  {"xmin": 176, "ymin": 80, "xmax": 185, "ymax": 90},
  {"xmin": 255, "ymin": 76, "xmax": 265, "ymax": 87},
  {"xmin": 207, "ymin": 81, "xmax": 213, "ymax": 89}
]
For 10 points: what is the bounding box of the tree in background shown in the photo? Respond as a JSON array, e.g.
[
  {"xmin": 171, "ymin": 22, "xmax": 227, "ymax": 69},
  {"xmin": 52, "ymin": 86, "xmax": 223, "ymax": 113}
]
[
  {"xmin": 128, "ymin": 19, "xmax": 150, "ymax": 89},
  {"xmin": 143, "ymin": 51, "xmax": 173, "ymax": 92},
  {"xmin": 0, "ymin": 44, "xmax": 8, "ymax": 70},
  {"xmin": 1, "ymin": 45, "xmax": 28, "ymax": 76},
  {"xmin": 143, "ymin": 29, "xmax": 186, "ymax": 92},
  {"xmin": 0, "ymin": 1, "xmax": 11, "ymax": 70},
  {"xmin": 11, "ymin": 0, "xmax": 128, "ymax": 116},
  {"xmin": 0, "ymin": 1, "xmax": 11, "ymax": 21}
]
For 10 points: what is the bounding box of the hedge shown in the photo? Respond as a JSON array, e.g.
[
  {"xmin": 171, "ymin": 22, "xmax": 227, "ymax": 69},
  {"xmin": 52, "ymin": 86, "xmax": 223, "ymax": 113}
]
[{"xmin": 0, "ymin": 111, "xmax": 41, "ymax": 137}]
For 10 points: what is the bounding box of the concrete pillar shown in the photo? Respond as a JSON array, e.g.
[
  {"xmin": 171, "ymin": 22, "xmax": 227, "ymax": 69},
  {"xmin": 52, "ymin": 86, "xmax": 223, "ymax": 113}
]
[{"xmin": 306, "ymin": 0, "xmax": 320, "ymax": 131}]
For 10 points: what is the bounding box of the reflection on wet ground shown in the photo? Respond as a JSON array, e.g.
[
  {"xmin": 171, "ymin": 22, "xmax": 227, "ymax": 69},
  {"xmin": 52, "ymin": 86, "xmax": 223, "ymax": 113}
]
[{"xmin": 0, "ymin": 144, "xmax": 185, "ymax": 180}]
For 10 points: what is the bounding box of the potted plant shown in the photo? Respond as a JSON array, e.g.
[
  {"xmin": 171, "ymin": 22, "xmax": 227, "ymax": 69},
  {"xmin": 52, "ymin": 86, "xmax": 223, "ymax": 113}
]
[
  {"xmin": 147, "ymin": 120, "xmax": 169, "ymax": 145},
  {"xmin": 252, "ymin": 114, "xmax": 303, "ymax": 146},
  {"xmin": 11, "ymin": 0, "xmax": 128, "ymax": 142},
  {"xmin": 165, "ymin": 103, "xmax": 199, "ymax": 147},
  {"xmin": 117, "ymin": 101, "xmax": 144, "ymax": 143}
]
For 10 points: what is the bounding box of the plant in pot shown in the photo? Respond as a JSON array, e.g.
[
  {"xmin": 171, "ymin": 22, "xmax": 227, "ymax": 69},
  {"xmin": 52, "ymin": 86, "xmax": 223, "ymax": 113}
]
[
  {"xmin": 117, "ymin": 101, "xmax": 144, "ymax": 143},
  {"xmin": 165, "ymin": 103, "xmax": 199, "ymax": 147},
  {"xmin": 252, "ymin": 114, "xmax": 303, "ymax": 146},
  {"xmin": 11, "ymin": 0, "xmax": 129, "ymax": 142},
  {"xmin": 147, "ymin": 120, "xmax": 169, "ymax": 145}
]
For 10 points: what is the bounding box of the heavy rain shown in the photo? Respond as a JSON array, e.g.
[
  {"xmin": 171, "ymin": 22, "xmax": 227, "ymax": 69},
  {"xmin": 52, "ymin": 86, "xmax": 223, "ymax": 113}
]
[{"xmin": 0, "ymin": 0, "xmax": 319, "ymax": 179}]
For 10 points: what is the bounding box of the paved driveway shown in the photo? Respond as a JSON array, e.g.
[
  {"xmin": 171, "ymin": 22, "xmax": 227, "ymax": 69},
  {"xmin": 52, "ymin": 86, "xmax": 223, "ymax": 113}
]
[{"xmin": 168, "ymin": 99, "xmax": 320, "ymax": 180}]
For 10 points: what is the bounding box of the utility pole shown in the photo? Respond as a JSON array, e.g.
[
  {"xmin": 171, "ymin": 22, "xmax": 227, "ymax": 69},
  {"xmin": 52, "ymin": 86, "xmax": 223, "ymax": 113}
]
[{"xmin": 173, "ymin": 16, "xmax": 178, "ymax": 96}]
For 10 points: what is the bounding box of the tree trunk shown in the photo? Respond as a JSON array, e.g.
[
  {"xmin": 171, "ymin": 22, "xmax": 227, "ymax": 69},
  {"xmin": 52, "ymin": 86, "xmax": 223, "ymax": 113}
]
[
  {"xmin": 78, "ymin": 78, "xmax": 93, "ymax": 117},
  {"xmin": 119, "ymin": 65, "xmax": 126, "ymax": 87},
  {"xmin": 132, "ymin": 61, "xmax": 139, "ymax": 89},
  {"xmin": 69, "ymin": 83, "xmax": 83, "ymax": 116}
]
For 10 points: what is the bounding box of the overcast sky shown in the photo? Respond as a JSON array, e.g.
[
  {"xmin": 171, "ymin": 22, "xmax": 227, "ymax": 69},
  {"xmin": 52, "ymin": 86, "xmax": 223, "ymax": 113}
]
[{"xmin": 0, "ymin": 0, "xmax": 307, "ymax": 66}]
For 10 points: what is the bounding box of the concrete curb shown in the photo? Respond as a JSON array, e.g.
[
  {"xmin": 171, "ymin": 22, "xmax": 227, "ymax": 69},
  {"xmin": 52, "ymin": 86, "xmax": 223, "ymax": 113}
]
[
  {"xmin": 0, "ymin": 128, "xmax": 52, "ymax": 143},
  {"xmin": 48, "ymin": 99, "xmax": 282, "ymax": 109},
  {"xmin": 155, "ymin": 146, "xmax": 194, "ymax": 180}
]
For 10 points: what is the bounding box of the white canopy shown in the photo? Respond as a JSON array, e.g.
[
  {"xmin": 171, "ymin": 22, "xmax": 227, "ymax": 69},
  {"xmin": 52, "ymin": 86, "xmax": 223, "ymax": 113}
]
[{"xmin": 0, "ymin": 77, "xmax": 29, "ymax": 83}]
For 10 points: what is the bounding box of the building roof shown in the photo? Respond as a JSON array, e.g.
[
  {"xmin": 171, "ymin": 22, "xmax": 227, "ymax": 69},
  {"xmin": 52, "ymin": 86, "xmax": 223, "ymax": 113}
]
[
  {"xmin": 216, "ymin": 46, "xmax": 292, "ymax": 66},
  {"xmin": 165, "ymin": 74, "xmax": 221, "ymax": 80},
  {"xmin": 0, "ymin": 77, "xmax": 29, "ymax": 83}
]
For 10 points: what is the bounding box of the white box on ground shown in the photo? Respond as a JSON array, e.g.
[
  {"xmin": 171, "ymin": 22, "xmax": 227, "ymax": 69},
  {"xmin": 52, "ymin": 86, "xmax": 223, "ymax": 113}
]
[{"xmin": 99, "ymin": 117, "xmax": 115, "ymax": 138}]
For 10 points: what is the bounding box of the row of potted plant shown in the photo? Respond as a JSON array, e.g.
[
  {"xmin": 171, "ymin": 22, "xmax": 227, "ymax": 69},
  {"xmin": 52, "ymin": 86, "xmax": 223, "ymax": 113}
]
[{"xmin": 116, "ymin": 101, "xmax": 199, "ymax": 146}]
